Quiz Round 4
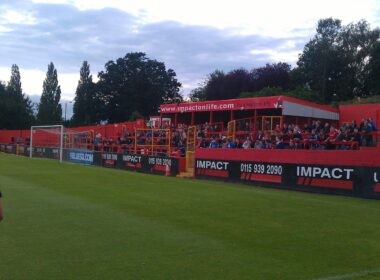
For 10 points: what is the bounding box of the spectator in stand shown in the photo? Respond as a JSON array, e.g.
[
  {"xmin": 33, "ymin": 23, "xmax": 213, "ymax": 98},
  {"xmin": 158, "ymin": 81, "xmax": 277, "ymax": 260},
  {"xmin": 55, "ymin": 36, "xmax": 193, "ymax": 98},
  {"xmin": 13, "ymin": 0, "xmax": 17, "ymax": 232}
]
[
  {"xmin": 221, "ymin": 136, "xmax": 228, "ymax": 148},
  {"xmin": 254, "ymin": 140, "xmax": 264, "ymax": 149},
  {"xmin": 172, "ymin": 131, "xmax": 180, "ymax": 147},
  {"xmin": 323, "ymin": 126, "xmax": 337, "ymax": 149},
  {"xmin": 351, "ymin": 128, "xmax": 361, "ymax": 147},
  {"xmin": 366, "ymin": 117, "xmax": 375, "ymax": 131},
  {"xmin": 94, "ymin": 132, "xmax": 102, "ymax": 145},
  {"xmin": 197, "ymin": 129, "xmax": 205, "ymax": 139},
  {"xmin": 256, "ymin": 130, "xmax": 264, "ymax": 141},
  {"xmin": 242, "ymin": 137, "xmax": 251, "ymax": 149},
  {"xmin": 309, "ymin": 129, "xmax": 321, "ymax": 149},
  {"xmin": 264, "ymin": 139, "xmax": 273, "ymax": 149},
  {"xmin": 209, "ymin": 137, "xmax": 219, "ymax": 148},
  {"xmin": 293, "ymin": 126, "xmax": 303, "ymax": 142},
  {"xmin": 178, "ymin": 140, "xmax": 186, "ymax": 156},
  {"xmin": 17, "ymin": 136, "xmax": 23, "ymax": 144},
  {"xmin": 364, "ymin": 120, "xmax": 374, "ymax": 146},
  {"xmin": 287, "ymin": 139, "xmax": 296, "ymax": 149},
  {"xmin": 303, "ymin": 123, "xmax": 312, "ymax": 133},
  {"xmin": 275, "ymin": 136, "xmax": 285, "ymax": 149},
  {"xmin": 199, "ymin": 138, "xmax": 208, "ymax": 148},
  {"xmin": 281, "ymin": 123, "xmax": 289, "ymax": 134},
  {"xmin": 334, "ymin": 129, "xmax": 347, "ymax": 149},
  {"xmin": 227, "ymin": 138, "xmax": 236, "ymax": 148}
]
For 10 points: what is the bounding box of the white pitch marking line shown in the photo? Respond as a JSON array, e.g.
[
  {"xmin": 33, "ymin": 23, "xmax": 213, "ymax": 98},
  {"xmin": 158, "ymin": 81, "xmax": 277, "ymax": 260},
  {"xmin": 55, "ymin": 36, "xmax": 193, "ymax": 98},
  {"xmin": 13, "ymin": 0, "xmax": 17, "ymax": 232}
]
[{"xmin": 314, "ymin": 268, "xmax": 380, "ymax": 280}]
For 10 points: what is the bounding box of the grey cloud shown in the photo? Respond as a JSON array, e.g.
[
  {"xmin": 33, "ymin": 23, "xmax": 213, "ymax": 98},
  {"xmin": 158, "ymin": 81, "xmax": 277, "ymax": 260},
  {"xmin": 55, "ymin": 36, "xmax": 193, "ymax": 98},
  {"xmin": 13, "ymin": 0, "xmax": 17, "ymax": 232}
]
[{"xmin": 0, "ymin": 1, "xmax": 308, "ymax": 94}]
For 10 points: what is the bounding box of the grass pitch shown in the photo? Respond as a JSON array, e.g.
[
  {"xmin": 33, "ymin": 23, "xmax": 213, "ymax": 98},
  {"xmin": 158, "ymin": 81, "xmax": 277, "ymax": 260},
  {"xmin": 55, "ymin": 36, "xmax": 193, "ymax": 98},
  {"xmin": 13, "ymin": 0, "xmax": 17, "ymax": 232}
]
[{"xmin": 0, "ymin": 153, "xmax": 380, "ymax": 280}]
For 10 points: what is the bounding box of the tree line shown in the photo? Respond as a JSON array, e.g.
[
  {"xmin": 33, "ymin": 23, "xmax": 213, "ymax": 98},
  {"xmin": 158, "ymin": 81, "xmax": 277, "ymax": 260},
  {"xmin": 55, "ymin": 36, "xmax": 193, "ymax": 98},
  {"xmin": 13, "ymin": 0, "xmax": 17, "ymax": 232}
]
[
  {"xmin": 1, "ymin": 18, "xmax": 379, "ymax": 129},
  {"xmin": 190, "ymin": 18, "xmax": 380, "ymax": 104},
  {"xmin": 0, "ymin": 52, "xmax": 181, "ymax": 128}
]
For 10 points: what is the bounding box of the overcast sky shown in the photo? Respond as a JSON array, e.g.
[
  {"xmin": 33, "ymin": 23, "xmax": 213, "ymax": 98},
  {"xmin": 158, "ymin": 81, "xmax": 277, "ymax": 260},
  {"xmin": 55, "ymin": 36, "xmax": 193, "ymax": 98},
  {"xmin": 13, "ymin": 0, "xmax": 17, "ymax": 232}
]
[{"xmin": 0, "ymin": 0, "xmax": 379, "ymax": 103}]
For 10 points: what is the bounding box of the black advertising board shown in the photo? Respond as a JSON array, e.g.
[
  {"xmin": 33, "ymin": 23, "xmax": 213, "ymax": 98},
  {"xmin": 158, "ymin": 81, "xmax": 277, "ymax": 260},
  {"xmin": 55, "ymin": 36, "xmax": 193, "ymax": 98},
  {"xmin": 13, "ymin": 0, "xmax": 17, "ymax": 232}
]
[{"xmin": 195, "ymin": 158, "xmax": 380, "ymax": 199}]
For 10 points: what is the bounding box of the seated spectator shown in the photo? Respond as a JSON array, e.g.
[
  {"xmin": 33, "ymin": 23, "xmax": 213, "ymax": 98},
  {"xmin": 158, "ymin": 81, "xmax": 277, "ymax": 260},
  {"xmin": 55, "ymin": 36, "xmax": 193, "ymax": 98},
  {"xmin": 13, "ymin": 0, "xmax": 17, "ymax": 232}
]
[
  {"xmin": 220, "ymin": 136, "xmax": 228, "ymax": 148},
  {"xmin": 209, "ymin": 138, "xmax": 219, "ymax": 148},
  {"xmin": 242, "ymin": 137, "xmax": 251, "ymax": 149},
  {"xmin": 351, "ymin": 128, "xmax": 361, "ymax": 147},
  {"xmin": 287, "ymin": 139, "xmax": 296, "ymax": 149},
  {"xmin": 256, "ymin": 130, "xmax": 264, "ymax": 141},
  {"xmin": 227, "ymin": 138, "xmax": 236, "ymax": 148},
  {"xmin": 309, "ymin": 129, "xmax": 321, "ymax": 149},
  {"xmin": 275, "ymin": 136, "xmax": 285, "ymax": 149},
  {"xmin": 254, "ymin": 140, "xmax": 264, "ymax": 149},
  {"xmin": 303, "ymin": 123, "xmax": 312, "ymax": 133}
]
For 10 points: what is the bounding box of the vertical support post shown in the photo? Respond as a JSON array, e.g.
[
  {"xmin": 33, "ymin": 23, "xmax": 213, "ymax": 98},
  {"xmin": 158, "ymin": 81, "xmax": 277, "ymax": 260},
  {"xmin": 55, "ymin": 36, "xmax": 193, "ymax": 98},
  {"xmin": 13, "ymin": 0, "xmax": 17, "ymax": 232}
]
[
  {"xmin": 134, "ymin": 128, "xmax": 137, "ymax": 154},
  {"xmin": 230, "ymin": 110, "xmax": 234, "ymax": 121},
  {"xmin": 151, "ymin": 128, "xmax": 154, "ymax": 156},
  {"xmin": 174, "ymin": 113, "xmax": 178, "ymax": 127},
  {"xmin": 210, "ymin": 111, "xmax": 213, "ymax": 125},
  {"xmin": 191, "ymin": 112, "xmax": 195, "ymax": 125},
  {"xmin": 29, "ymin": 128, "xmax": 33, "ymax": 159},
  {"xmin": 60, "ymin": 125, "xmax": 63, "ymax": 163},
  {"xmin": 253, "ymin": 109, "xmax": 257, "ymax": 131}
]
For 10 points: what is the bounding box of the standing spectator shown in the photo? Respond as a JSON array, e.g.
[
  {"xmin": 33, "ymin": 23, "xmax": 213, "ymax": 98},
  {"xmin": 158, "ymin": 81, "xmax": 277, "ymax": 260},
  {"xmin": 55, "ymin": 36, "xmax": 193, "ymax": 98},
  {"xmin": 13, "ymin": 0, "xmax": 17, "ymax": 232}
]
[
  {"xmin": 351, "ymin": 128, "xmax": 361, "ymax": 147},
  {"xmin": 369, "ymin": 118, "xmax": 376, "ymax": 131}
]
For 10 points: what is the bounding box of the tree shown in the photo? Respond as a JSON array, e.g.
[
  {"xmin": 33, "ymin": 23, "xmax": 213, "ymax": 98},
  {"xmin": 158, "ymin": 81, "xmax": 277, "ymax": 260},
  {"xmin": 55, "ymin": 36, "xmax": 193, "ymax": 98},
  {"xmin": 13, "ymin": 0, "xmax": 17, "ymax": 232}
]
[
  {"xmin": 72, "ymin": 61, "xmax": 95, "ymax": 125},
  {"xmin": 189, "ymin": 86, "xmax": 207, "ymax": 102},
  {"xmin": 240, "ymin": 86, "xmax": 321, "ymax": 103},
  {"xmin": 294, "ymin": 18, "xmax": 380, "ymax": 103},
  {"xmin": 0, "ymin": 65, "xmax": 34, "ymax": 129},
  {"xmin": 295, "ymin": 18, "xmax": 343, "ymax": 103},
  {"xmin": 366, "ymin": 41, "xmax": 380, "ymax": 95},
  {"xmin": 251, "ymin": 63, "xmax": 291, "ymax": 91},
  {"xmin": 193, "ymin": 62, "xmax": 291, "ymax": 101},
  {"xmin": 37, "ymin": 62, "xmax": 62, "ymax": 124},
  {"xmin": 200, "ymin": 69, "xmax": 252, "ymax": 100},
  {"xmin": 338, "ymin": 20, "xmax": 379, "ymax": 98},
  {"xmin": 95, "ymin": 52, "xmax": 181, "ymax": 123},
  {"xmin": 0, "ymin": 81, "xmax": 8, "ymax": 128}
]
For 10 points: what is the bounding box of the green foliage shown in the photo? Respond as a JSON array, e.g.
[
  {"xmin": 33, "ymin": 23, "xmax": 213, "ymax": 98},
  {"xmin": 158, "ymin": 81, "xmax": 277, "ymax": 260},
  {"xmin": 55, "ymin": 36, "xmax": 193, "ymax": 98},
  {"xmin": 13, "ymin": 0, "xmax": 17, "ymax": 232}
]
[
  {"xmin": 129, "ymin": 110, "xmax": 143, "ymax": 121},
  {"xmin": 240, "ymin": 86, "xmax": 322, "ymax": 103},
  {"xmin": 198, "ymin": 63, "xmax": 291, "ymax": 101},
  {"xmin": 195, "ymin": 18, "xmax": 379, "ymax": 105},
  {"xmin": 366, "ymin": 42, "xmax": 380, "ymax": 95},
  {"xmin": 1, "ymin": 153, "xmax": 380, "ymax": 279},
  {"xmin": 294, "ymin": 18, "xmax": 380, "ymax": 103},
  {"xmin": 335, "ymin": 95, "xmax": 380, "ymax": 106},
  {"xmin": 0, "ymin": 65, "xmax": 34, "ymax": 129},
  {"xmin": 189, "ymin": 86, "xmax": 207, "ymax": 102},
  {"xmin": 72, "ymin": 61, "xmax": 95, "ymax": 125},
  {"xmin": 37, "ymin": 62, "xmax": 62, "ymax": 125},
  {"xmin": 95, "ymin": 52, "xmax": 181, "ymax": 123}
]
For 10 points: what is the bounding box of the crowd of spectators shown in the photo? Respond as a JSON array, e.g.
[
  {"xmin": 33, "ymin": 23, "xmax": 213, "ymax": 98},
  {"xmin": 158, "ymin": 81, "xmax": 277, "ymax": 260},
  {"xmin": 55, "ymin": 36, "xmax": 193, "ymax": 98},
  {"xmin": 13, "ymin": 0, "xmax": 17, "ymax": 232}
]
[
  {"xmin": 194, "ymin": 118, "xmax": 377, "ymax": 151},
  {"xmin": 9, "ymin": 117, "xmax": 377, "ymax": 156}
]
